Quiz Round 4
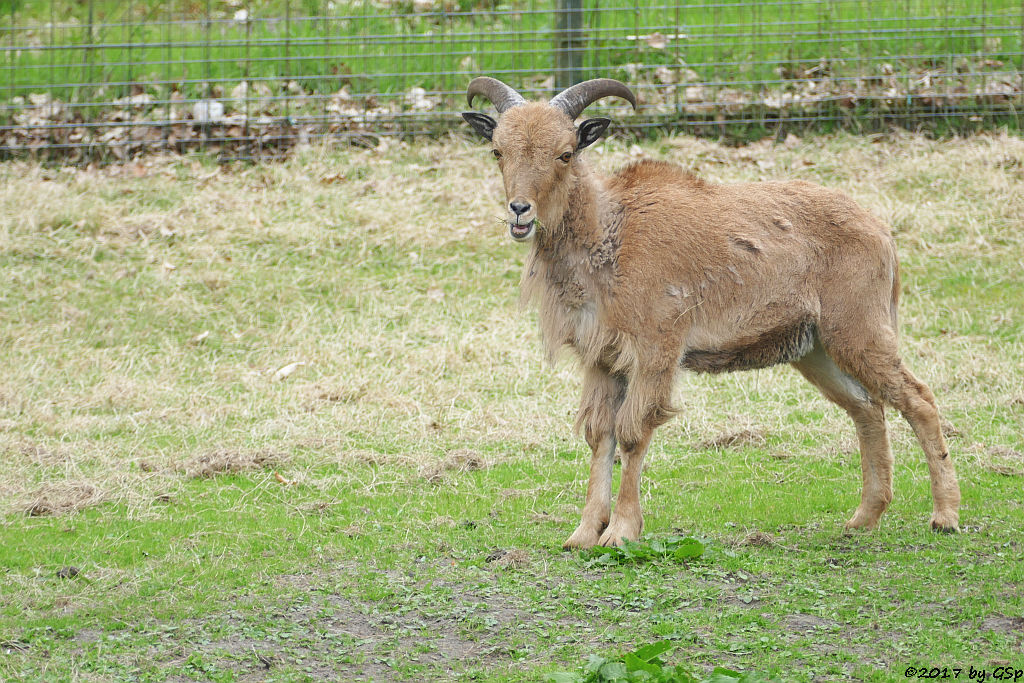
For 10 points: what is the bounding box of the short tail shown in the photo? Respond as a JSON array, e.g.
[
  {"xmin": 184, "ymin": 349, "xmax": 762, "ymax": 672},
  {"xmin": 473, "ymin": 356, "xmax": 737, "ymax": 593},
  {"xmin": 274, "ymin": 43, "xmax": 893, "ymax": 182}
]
[{"xmin": 890, "ymin": 261, "xmax": 901, "ymax": 331}]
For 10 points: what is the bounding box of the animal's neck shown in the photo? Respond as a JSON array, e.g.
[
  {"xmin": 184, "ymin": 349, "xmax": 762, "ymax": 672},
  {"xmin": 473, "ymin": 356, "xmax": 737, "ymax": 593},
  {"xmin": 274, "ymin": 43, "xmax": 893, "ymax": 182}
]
[
  {"xmin": 540, "ymin": 162, "xmax": 607, "ymax": 254},
  {"xmin": 520, "ymin": 161, "xmax": 619, "ymax": 361}
]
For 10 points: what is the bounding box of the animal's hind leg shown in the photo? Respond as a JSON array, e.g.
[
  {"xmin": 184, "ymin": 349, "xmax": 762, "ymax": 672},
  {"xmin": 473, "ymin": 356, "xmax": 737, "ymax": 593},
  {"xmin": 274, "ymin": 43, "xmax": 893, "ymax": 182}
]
[
  {"xmin": 564, "ymin": 365, "xmax": 625, "ymax": 549},
  {"xmin": 825, "ymin": 328, "xmax": 960, "ymax": 532},
  {"xmin": 793, "ymin": 342, "xmax": 893, "ymax": 530},
  {"xmin": 890, "ymin": 365, "xmax": 960, "ymax": 531}
]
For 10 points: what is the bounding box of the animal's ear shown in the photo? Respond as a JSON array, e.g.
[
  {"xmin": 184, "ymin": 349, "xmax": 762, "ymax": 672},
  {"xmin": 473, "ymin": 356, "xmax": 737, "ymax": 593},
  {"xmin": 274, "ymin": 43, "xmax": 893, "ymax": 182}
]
[
  {"xmin": 576, "ymin": 117, "xmax": 611, "ymax": 150},
  {"xmin": 461, "ymin": 112, "xmax": 497, "ymax": 141}
]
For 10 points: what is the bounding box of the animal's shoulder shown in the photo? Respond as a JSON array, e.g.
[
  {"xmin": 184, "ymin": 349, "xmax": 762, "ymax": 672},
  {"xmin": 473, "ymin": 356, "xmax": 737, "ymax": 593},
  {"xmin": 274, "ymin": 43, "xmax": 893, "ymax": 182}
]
[{"xmin": 606, "ymin": 160, "xmax": 708, "ymax": 195}]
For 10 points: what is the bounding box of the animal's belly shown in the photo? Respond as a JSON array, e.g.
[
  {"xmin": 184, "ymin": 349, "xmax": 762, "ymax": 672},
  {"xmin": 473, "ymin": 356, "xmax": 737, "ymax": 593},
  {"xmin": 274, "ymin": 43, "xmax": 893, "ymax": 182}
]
[{"xmin": 681, "ymin": 317, "xmax": 816, "ymax": 374}]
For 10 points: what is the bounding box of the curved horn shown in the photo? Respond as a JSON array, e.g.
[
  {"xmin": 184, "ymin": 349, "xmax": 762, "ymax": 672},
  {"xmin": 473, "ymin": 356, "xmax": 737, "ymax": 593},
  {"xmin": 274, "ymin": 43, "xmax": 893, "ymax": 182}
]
[
  {"xmin": 466, "ymin": 77, "xmax": 526, "ymax": 113},
  {"xmin": 548, "ymin": 78, "xmax": 637, "ymax": 120}
]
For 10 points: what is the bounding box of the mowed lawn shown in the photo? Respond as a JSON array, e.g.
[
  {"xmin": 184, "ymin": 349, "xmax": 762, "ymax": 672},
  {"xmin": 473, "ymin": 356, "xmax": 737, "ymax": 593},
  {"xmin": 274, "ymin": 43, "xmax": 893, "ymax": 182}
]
[{"xmin": 1, "ymin": 131, "xmax": 1022, "ymax": 681}]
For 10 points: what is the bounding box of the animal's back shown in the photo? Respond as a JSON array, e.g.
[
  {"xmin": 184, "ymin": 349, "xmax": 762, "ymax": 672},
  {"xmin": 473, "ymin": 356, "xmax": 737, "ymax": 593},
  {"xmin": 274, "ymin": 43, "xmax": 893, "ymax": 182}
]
[
  {"xmin": 604, "ymin": 160, "xmax": 900, "ymax": 371},
  {"xmin": 608, "ymin": 159, "xmax": 892, "ymax": 251}
]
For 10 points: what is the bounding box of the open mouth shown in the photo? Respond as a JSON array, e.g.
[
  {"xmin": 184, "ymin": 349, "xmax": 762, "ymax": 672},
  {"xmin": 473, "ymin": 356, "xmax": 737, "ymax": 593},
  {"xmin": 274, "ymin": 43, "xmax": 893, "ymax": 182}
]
[{"xmin": 509, "ymin": 220, "xmax": 535, "ymax": 241}]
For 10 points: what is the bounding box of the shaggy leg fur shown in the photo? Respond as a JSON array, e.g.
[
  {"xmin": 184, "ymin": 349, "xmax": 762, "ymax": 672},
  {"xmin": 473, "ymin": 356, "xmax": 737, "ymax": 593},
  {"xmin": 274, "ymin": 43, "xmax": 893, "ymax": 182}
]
[
  {"xmin": 564, "ymin": 367, "xmax": 624, "ymax": 549},
  {"xmin": 824, "ymin": 328, "xmax": 961, "ymax": 532},
  {"xmin": 793, "ymin": 343, "xmax": 893, "ymax": 530}
]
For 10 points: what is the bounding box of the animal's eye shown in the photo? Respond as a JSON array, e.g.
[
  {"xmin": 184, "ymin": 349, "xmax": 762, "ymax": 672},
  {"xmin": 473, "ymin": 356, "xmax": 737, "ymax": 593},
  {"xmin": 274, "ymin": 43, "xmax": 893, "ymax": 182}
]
[
  {"xmin": 492, "ymin": 149, "xmax": 502, "ymax": 159},
  {"xmin": 559, "ymin": 151, "xmax": 573, "ymax": 163}
]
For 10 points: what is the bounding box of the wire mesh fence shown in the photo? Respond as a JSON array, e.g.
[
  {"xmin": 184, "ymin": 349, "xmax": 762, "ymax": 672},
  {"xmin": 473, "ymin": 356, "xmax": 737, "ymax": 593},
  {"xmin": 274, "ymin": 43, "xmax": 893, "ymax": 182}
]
[{"xmin": 2, "ymin": 0, "xmax": 1022, "ymax": 162}]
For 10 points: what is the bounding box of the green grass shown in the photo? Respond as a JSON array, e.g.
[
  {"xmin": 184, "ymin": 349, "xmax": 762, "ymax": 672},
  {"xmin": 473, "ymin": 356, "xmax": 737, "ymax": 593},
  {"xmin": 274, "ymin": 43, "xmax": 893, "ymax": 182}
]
[
  {"xmin": 3, "ymin": 0, "xmax": 1020, "ymax": 105},
  {"xmin": 1, "ymin": 131, "xmax": 1023, "ymax": 680}
]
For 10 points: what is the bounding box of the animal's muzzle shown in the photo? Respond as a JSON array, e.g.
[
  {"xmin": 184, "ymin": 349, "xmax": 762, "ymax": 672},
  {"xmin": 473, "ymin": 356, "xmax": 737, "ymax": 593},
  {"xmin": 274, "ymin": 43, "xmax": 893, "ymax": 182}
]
[
  {"xmin": 507, "ymin": 196, "xmax": 536, "ymax": 241},
  {"xmin": 509, "ymin": 219, "xmax": 535, "ymax": 241}
]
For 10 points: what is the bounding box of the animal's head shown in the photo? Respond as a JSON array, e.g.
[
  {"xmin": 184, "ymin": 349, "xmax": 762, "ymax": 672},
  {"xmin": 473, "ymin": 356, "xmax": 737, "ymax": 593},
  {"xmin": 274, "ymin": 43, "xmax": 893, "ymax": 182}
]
[{"xmin": 462, "ymin": 77, "xmax": 636, "ymax": 242}]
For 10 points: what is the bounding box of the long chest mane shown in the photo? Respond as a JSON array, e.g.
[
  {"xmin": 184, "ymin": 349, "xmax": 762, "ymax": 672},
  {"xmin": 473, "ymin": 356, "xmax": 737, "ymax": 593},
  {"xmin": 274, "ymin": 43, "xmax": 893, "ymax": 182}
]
[{"xmin": 520, "ymin": 223, "xmax": 619, "ymax": 365}]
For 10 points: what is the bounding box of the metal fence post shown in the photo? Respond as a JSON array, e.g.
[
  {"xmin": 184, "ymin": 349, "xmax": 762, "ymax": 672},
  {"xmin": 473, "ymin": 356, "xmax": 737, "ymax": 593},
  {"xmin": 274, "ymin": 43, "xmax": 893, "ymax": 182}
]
[{"xmin": 555, "ymin": 0, "xmax": 584, "ymax": 90}]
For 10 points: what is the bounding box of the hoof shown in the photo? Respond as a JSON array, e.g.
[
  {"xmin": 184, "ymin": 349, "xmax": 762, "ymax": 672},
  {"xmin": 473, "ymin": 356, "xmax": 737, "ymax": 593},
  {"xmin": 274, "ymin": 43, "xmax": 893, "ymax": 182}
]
[
  {"xmin": 597, "ymin": 531, "xmax": 626, "ymax": 547},
  {"xmin": 563, "ymin": 522, "xmax": 605, "ymax": 550},
  {"xmin": 843, "ymin": 509, "xmax": 882, "ymax": 532},
  {"xmin": 930, "ymin": 511, "xmax": 959, "ymax": 534},
  {"xmin": 597, "ymin": 517, "xmax": 641, "ymax": 547}
]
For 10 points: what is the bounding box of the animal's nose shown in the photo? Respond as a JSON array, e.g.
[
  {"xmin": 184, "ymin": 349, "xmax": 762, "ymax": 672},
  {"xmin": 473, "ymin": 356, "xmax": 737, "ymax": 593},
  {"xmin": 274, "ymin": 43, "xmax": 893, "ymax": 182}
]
[{"xmin": 509, "ymin": 200, "xmax": 531, "ymax": 216}]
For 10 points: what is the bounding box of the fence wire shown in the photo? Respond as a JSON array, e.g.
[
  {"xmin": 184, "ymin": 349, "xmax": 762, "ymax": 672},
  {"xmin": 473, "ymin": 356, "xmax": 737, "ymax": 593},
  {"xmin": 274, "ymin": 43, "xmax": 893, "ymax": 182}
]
[{"xmin": 2, "ymin": 1, "xmax": 1022, "ymax": 162}]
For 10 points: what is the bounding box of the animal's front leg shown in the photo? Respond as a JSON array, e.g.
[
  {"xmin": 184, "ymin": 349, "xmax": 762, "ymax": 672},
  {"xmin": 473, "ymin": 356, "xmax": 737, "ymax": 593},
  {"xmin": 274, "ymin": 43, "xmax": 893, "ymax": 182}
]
[
  {"xmin": 598, "ymin": 430, "xmax": 652, "ymax": 547},
  {"xmin": 564, "ymin": 366, "xmax": 624, "ymax": 550},
  {"xmin": 563, "ymin": 433, "xmax": 616, "ymax": 549},
  {"xmin": 599, "ymin": 366, "xmax": 674, "ymax": 547}
]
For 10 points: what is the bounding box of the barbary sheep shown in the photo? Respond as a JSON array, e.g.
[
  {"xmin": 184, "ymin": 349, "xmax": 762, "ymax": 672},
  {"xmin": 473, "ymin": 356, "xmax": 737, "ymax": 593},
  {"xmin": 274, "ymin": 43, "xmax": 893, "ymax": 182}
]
[{"xmin": 461, "ymin": 77, "xmax": 960, "ymax": 549}]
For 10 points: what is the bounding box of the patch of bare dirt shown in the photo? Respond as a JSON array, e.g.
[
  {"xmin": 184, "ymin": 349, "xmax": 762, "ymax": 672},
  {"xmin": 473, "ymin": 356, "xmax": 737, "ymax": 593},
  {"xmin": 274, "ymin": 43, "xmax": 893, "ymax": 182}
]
[
  {"xmin": 700, "ymin": 570, "xmax": 763, "ymax": 609},
  {"xmin": 980, "ymin": 615, "xmax": 1024, "ymax": 633},
  {"xmin": 916, "ymin": 602, "xmax": 955, "ymax": 616},
  {"xmin": 72, "ymin": 628, "xmax": 102, "ymax": 644},
  {"xmin": 163, "ymin": 567, "xmax": 540, "ymax": 680},
  {"xmin": 784, "ymin": 613, "xmax": 840, "ymax": 633}
]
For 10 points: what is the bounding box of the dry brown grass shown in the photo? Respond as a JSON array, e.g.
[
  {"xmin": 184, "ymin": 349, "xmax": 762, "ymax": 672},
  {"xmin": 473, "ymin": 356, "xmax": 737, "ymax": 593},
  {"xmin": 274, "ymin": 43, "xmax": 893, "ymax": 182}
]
[
  {"xmin": 418, "ymin": 448, "xmax": 492, "ymax": 483},
  {"xmin": 24, "ymin": 481, "xmax": 105, "ymax": 517},
  {"xmin": 1, "ymin": 131, "xmax": 1022, "ymax": 522},
  {"xmin": 182, "ymin": 448, "xmax": 288, "ymax": 478}
]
